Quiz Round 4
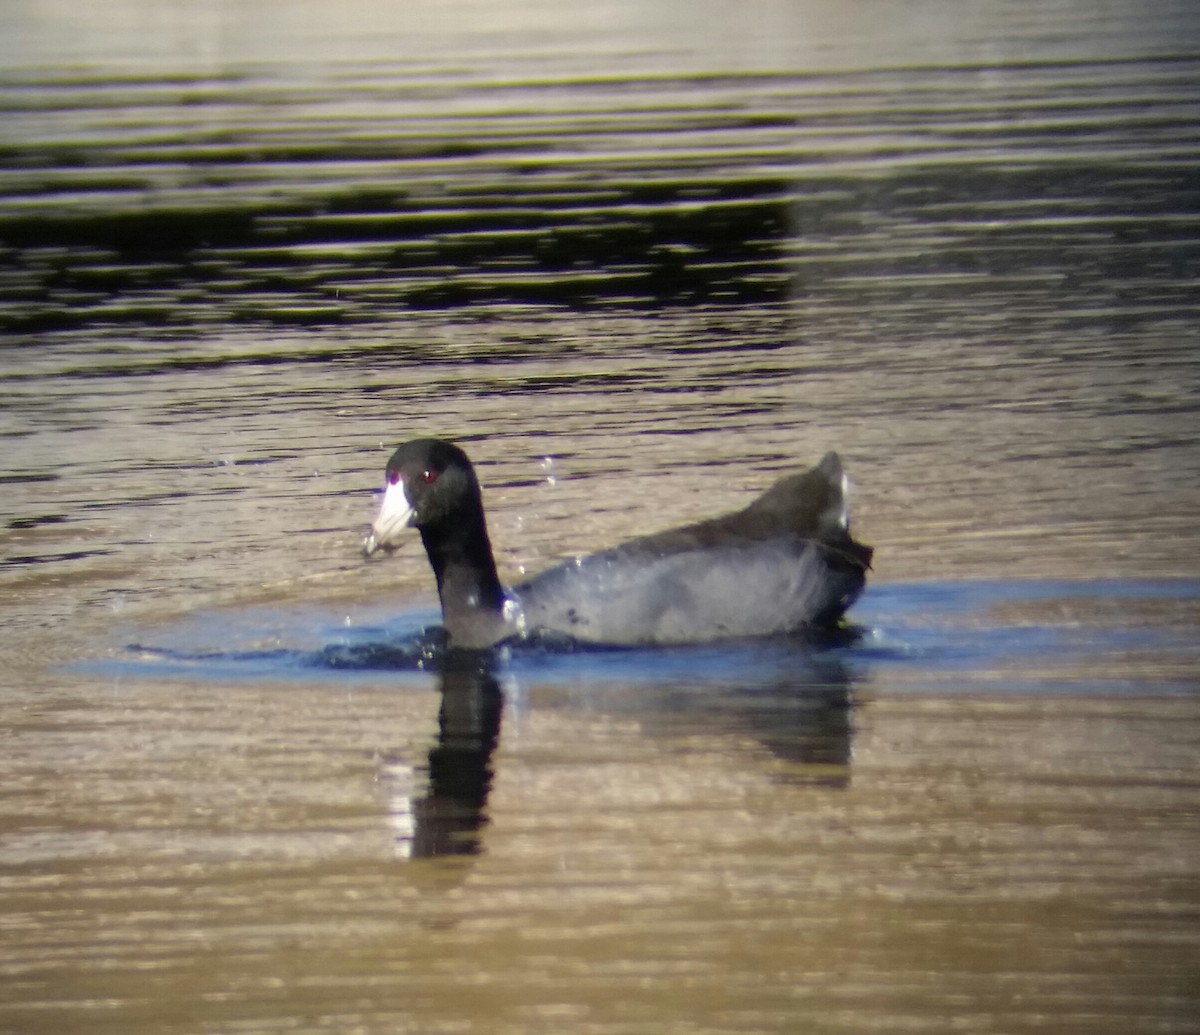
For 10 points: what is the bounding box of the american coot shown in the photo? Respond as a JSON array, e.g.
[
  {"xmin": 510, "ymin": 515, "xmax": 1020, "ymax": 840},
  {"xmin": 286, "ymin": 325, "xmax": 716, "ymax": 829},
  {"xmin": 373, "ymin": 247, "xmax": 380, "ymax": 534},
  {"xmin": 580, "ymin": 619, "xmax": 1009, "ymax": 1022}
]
[{"xmin": 363, "ymin": 438, "xmax": 872, "ymax": 650}]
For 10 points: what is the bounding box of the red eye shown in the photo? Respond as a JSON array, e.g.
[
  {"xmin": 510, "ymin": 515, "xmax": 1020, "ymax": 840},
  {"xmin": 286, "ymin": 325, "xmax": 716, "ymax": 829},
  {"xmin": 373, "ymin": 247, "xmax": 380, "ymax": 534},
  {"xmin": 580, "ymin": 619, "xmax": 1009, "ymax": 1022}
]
[{"xmin": 421, "ymin": 469, "xmax": 439, "ymax": 485}]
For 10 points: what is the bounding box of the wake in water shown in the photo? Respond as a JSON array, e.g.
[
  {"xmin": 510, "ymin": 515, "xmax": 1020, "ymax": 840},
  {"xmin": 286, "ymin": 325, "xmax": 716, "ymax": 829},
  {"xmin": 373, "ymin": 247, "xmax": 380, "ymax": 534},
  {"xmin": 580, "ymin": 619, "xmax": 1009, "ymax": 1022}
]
[{"xmin": 102, "ymin": 579, "xmax": 1199, "ymax": 695}]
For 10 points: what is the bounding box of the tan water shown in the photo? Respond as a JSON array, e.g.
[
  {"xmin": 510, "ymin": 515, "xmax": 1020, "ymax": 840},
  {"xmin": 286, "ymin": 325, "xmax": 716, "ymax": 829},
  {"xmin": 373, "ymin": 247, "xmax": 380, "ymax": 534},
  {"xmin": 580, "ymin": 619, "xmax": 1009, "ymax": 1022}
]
[{"xmin": 3, "ymin": 1, "xmax": 1200, "ymax": 1033}]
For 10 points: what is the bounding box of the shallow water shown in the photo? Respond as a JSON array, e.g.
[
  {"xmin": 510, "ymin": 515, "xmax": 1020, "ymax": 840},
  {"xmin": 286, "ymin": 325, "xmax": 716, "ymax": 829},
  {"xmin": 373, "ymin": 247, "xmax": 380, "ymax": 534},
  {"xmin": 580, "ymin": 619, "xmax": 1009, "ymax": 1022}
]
[{"xmin": 3, "ymin": 1, "xmax": 1200, "ymax": 1033}]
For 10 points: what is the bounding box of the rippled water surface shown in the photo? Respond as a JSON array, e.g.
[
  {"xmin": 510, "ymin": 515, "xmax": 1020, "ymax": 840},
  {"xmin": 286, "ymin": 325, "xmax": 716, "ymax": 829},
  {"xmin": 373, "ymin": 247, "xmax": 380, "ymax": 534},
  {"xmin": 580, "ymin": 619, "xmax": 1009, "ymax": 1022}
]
[{"xmin": 3, "ymin": 1, "xmax": 1200, "ymax": 1033}]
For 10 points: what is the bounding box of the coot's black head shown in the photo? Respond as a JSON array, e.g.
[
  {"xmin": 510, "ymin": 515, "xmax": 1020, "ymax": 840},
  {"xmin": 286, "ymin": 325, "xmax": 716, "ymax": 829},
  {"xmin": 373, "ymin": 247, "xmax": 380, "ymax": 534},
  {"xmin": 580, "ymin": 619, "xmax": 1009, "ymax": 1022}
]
[{"xmin": 362, "ymin": 438, "xmax": 484, "ymax": 556}]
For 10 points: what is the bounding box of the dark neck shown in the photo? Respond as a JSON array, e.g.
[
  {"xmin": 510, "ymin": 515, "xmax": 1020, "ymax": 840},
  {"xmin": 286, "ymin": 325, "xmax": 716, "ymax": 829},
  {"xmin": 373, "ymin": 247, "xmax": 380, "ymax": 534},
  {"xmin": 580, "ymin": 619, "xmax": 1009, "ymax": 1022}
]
[{"xmin": 420, "ymin": 514, "xmax": 509, "ymax": 647}]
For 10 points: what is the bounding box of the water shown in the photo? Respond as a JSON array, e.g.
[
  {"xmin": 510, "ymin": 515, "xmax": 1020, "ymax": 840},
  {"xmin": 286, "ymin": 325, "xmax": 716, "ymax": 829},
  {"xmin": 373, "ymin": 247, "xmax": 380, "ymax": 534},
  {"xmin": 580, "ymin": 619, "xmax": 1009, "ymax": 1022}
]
[{"xmin": 3, "ymin": 1, "xmax": 1200, "ymax": 1032}]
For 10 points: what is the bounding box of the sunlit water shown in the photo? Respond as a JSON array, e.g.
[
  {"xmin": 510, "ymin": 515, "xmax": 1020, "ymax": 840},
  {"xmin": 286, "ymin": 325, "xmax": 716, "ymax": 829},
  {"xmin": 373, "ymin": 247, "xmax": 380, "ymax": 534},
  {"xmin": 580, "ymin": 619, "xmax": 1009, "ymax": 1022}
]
[{"xmin": 3, "ymin": 1, "xmax": 1200, "ymax": 1033}]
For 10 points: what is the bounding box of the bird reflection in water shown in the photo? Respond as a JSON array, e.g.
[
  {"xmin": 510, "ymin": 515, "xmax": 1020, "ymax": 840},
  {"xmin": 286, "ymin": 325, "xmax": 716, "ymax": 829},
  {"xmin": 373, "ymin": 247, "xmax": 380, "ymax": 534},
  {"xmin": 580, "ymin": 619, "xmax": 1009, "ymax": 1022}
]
[
  {"xmin": 378, "ymin": 646, "xmax": 856, "ymax": 860},
  {"xmin": 380, "ymin": 659, "xmax": 504, "ymax": 859}
]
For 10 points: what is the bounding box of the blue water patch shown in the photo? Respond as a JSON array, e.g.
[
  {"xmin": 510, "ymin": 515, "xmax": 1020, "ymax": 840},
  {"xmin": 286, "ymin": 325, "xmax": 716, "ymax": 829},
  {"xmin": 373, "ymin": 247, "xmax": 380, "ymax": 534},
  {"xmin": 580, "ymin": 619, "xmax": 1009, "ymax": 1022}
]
[
  {"xmin": 113, "ymin": 603, "xmax": 443, "ymax": 687},
  {"xmin": 87, "ymin": 579, "xmax": 1200, "ymax": 697},
  {"xmin": 851, "ymin": 579, "xmax": 1200, "ymax": 695}
]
